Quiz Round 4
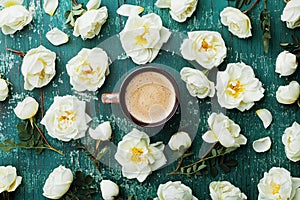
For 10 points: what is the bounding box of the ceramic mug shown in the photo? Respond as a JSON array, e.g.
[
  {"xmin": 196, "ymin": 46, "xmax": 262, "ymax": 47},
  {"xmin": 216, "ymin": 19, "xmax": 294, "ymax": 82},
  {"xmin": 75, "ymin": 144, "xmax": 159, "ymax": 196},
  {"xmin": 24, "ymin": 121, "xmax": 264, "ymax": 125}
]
[{"xmin": 102, "ymin": 66, "xmax": 180, "ymax": 127}]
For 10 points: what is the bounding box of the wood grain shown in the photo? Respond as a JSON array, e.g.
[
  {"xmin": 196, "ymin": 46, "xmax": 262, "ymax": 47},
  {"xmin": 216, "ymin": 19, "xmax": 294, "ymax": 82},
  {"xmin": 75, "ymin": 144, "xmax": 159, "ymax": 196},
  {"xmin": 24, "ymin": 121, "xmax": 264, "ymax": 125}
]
[{"xmin": 0, "ymin": 0, "xmax": 299, "ymax": 199}]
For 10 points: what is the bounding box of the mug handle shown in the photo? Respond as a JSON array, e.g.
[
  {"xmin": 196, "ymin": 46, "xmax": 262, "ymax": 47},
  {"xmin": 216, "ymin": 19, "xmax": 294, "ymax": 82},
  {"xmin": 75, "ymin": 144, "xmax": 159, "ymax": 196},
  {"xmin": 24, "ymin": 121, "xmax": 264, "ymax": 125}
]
[{"xmin": 101, "ymin": 93, "xmax": 120, "ymax": 104}]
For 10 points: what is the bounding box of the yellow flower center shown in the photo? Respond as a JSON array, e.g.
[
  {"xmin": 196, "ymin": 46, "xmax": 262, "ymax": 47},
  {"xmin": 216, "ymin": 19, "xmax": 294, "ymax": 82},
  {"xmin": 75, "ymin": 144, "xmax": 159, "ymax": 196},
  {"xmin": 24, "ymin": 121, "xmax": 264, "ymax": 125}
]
[
  {"xmin": 135, "ymin": 24, "xmax": 150, "ymax": 45},
  {"xmin": 58, "ymin": 110, "xmax": 77, "ymax": 129},
  {"xmin": 201, "ymin": 40, "xmax": 212, "ymax": 51},
  {"xmin": 226, "ymin": 80, "xmax": 244, "ymax": 98},
  {"xmin": 131, "ymin": 147, "xmax": 144, "ymax": 163},
  {"xmin": 271, "ymin": 182, "xmax": 281, "ymax": 195}
]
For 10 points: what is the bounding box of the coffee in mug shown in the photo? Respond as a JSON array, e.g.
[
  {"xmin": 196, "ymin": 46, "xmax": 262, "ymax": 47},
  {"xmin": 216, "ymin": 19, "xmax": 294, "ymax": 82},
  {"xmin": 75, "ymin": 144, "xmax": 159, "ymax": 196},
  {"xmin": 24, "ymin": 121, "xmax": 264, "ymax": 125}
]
[
  {"xmin": 102, "ymin": 66, "xmax": 179, "ymax": 127},
  {"xmin": 124, "ymin": 71, "xmax": 176, "ymax": 124}
]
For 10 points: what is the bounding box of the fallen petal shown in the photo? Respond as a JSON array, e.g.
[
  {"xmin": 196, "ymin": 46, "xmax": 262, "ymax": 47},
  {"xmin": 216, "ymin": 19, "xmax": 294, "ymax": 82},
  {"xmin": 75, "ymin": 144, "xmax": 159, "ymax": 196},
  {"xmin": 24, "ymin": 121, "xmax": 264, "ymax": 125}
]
[
  {"xmin": 46, "ymin": 28, "xmax": 69, "ymax": 46},
  {"xmin": 43, "ymin": 0, "xmax": 58, "ymax": 16},
  {"xmin": 252, "ymin": 137, "xmax": 271, "ymax": 153},
  {"xmin": 117, "ymin": 4, "xmax": 144, "ymax": 17},
  {"xmin": 256, "ymin": 108, "xmax": 272, "ymax": 129},
  {"xmin": 86, "ymin": 0, "xmax": 101, "ymax": 10}
]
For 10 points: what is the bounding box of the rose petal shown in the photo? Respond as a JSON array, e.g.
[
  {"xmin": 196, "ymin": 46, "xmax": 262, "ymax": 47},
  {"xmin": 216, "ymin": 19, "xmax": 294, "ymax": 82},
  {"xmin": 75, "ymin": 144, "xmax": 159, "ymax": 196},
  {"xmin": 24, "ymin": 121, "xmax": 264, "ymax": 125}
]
[
  {"xmin": 43, "ymin": 0, "xmax": 58, "ymax": 16},
  {"xmin": 117, "ymin": 4, "xmax": 144, "ymax": 17},
  {"xmin": 252, "ymin": 137, "xmax": 272, "ymax": 153},
  {"xmin": 46, "ymin": 28, "xmax": 69, "ymax": 46},
  {"xmin": 256, "ymin": 109, "xmax": 272, "ymax": 129},
  {"xmin": 86, "ymin": 0, "xmax": 101, "ymax": 10}
]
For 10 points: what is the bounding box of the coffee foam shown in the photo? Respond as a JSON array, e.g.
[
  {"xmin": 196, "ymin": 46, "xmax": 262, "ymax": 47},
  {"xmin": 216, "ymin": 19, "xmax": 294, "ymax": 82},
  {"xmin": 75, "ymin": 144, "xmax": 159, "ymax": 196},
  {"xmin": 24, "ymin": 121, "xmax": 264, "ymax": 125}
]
[{"xmin": 125, "ymin": 71, "xmax": 176, "ymax": 124}]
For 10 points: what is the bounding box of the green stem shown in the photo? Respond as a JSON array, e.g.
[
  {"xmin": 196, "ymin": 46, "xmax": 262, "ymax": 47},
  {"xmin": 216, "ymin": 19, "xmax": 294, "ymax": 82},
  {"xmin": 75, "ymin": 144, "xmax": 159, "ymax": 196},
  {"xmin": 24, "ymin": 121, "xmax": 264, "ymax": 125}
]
[
  {"xmin": 264, "ymin": 0, "xmax": 267, "ymax": 9},
  {"xmin": 33, "ymin": 122, "xmax": 63, "ymax": 155},
  {"xmin": 243, "ymin": 0, "xmax": 260, "ymax": 14}
]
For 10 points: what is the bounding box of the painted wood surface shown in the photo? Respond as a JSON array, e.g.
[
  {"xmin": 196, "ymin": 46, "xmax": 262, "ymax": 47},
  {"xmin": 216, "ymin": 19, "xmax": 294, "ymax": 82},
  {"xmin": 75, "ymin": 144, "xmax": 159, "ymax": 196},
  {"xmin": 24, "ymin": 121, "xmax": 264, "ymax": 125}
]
[{"xmin": 0, "ymin": 0, "xmax": 299, "ymax": 199}]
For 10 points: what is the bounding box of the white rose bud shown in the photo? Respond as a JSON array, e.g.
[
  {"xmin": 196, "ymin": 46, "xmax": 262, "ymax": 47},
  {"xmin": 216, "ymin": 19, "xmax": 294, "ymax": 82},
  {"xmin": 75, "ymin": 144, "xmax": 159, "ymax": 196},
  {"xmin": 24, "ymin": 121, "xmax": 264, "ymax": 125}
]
[
  {"xmin": 0, "ymin": 78, "xmax": 9, "ymax": 101},
  {"xmin": 282, "ymin": 122, "xmax": 300, "ymax": 162},
  {"xmin": 155, "ymin": 0, "xmax": 198, "ymax": 23},
  {"xmin": 209, "ymin": 181, "xmax": 247, "ymax": 200},
  {"xmin": 21, "ymin": 45, "xmax": 56, "ymax": 90},
  {"xmin": 154, "ymin": 181, "xmax": 198, "ymax": 200},
  {"xmin": 73, "ymin": 7, "xmax": 108, "ymax": 40},
  {"xmin": 220, "ymin": 7, "xmax": 252, "ymax": 39},
  {"xmin": 100, "ymin": 180, "xmax": 119, "ymax": 200},
  {"xmin": 168, "ymin": 131, "xmax": 192, "ymax": 151},
  {"xmin": 281, "ymin": 0, "xmax": 300, "ymax": 29},
  {"xmin": 0, "ymin": 165, "xmax": 22, "ymax": 193},
  {"xmin": 276, "ymin": 81, "xmax": 300, "ymax": 105},
  {"xmin": 43, "ymin": 166, "xmax": 73, "ymax": 199},
  {"xmin": 0, "ymin": 5, "xmax": 32, "ymax": 35},
  {"xmin": 275, "ymin": 51, "xmax": 298, "ymax": 76},
  {"xmin": 180, "ymin": 67, "xmax": 215, "ymax": 98},
  {"xmin": 89, "ymin": 121, "xmax": 112, "ymax": 141},
  {"xmin": 14, "ymin": 96, "xmax": 39, "ymax": 120}
]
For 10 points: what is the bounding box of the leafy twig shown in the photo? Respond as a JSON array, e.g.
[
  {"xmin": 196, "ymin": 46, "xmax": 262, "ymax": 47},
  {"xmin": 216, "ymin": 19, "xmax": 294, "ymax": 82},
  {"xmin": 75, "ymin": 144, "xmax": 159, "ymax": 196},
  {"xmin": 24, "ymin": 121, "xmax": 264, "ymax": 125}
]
[
  {"xmin": 260, "ymin": 0, "xmax": 271, "ymax": 53},
  {"xmin": 235, "ymin": 0, "xmax": 252, "ymax": 9},
  {"xmin": 168, "ymin": 144, "xmax": 238, "ymax": 176},
  {"xmin": 243, "ymin": 0, "xmax": 260, "ymax": 14},
  {"xmin": 0, "ymin": 120, "xmax": 63, "ymax": 155},
  {"xmin": 65, "ymin": 2, "xmax": 86, "ymax": 28}
]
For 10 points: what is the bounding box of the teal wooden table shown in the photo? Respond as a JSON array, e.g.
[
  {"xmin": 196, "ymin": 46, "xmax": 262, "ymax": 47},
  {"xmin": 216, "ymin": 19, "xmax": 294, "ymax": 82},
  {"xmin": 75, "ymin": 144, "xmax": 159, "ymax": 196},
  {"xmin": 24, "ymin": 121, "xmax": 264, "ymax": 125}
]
[{"xmin": 0, "ymin": 0, "xmax": 299, "ymax": 199}]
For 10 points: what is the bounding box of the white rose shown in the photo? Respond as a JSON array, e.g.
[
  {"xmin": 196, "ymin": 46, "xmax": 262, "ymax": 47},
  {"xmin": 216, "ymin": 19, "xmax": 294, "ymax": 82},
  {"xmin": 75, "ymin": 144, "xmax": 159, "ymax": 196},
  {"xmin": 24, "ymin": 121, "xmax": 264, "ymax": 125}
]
[
  {"xmin": 0, "ymin": 0, "xmax": 23, "ymax": 7},
  {"xmin": 180, "ymin": 31, "xmax": 227, "ymax": 69},
  {"xmin": 180, "ymin": 67, "xmax": 215, "ymax": 98},
  {"xmin": 43, "ymin": 165, "xmax": 73, "ymax": 199},
  {"xmin": 114, "ymin": 128, "xmax": 167, "ymax": 182},
  {"xmin": 14, "ymin": 96, "xmax": 39, "ymax": 120},
  {"xmin": 21, "ymin": 45, "xmax": 56, "ymax": 91},
  {"xmin": 0, "ymin": 165, "xmax": 22, "ymax": 193},
  {"xmin": 281, "ymin": 0, "xmax": 300, "ymax": 29},
  {"xmin": 66, "ymin": 47, "xmax": 109, "ymax": 92},
  {"xmin": 73, "ymin": 7, "xmax": 108, "ymax": 40},
  {"xmin": 202, "ymin": 113, "xmax": 247, "ymax": 148},
  {"xmin": 275, "ymin": 51, "xmax": 298, "ymax": 76},
  {"xmin": 89, "ymin": 121, "xmax": 112, "ymax": 141},
  {"xmin": 100, "ymin": 180, "xmax": 119, "ymax": 200},
  {"xmin": 220, "ymin": 7, "xmax": 252, "ymax": 38},
  {"xmin": 41, "ymin": 95, "xmax": 92, "ymax": 142},
  {"xmin": 209, "ymin": 181, "xmax": 247, "ymax": 200},
  {"xmin": 216, "ymin": 62, "xmax": 265, "ymax": 112},
  {"xmin": 258, "ymin": 167, "xmax": 300, "ymax": 200},
  {"xmin": 86, "ymin": 0, "xmax": 101, "ymax": 10},
  {"xmin": 0, "ymin": 5, "xmax": 32, "ymax": 35},
  {"xmin": 119, "ymin": 13, "xmax": 171, "ymax": 65},
  {"xmin": 276, "ymin": 81, "xmax": 300, "ymax": 105},
  {"xmin": 0, "ymin": 78, "xmax": 9, "ymax": 101},
  {"xmin": 155, "ymin": 0, "xmax": 198, "ymax": 23},
  {"xmin": 168, "ymin": 131, "xmax": 192, "ymax": 151},
  {"xmin": 154, "ymin": 181, "xmax": 198, "ymax": 200},
  {"xmin": 282, "ymin": 122, "xmax": 300, "ymax": 162}
]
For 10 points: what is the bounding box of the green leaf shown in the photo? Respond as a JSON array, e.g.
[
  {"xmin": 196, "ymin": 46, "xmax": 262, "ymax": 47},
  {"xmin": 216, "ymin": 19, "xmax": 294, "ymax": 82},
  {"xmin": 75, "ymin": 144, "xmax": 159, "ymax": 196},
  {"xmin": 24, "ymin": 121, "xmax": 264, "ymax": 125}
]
[
  {"xmin": 225, "ymin": 159, "xmax": 238, "ymax": 167},
  {"xmin": 197, "ymin": 164, "xmax": 207, "ymax": 171},
  {"xmin": 235, "ymin": 0, "xmax": 245, "ymax": 9},
  {"xmin": 84, "ymin": 175, "xmax": 93, "ymax": 185},
  {"xmin": 72, "ymin": 4, "xmax": 83, "ymax": 10},
  {"xmin": 219, "ymin": 164, "xmax": 231, "ymax": 173},
  {"xmin": 180, "ymin": 168, "xmax": 185, "ymax": 173},
  {"xmin": 128, "ymin": 195, "xmax": 135, "ymax": 200},
  {"xmin": 72, "ymin": 9, "xmax": 85, "ymax": 16},
  {"xmin": 187, "ymin": 167, "xmax": 192, "ymax": 174},
  {"xmin": 212, "ymin": 149, "xmax": 217, "ymax": 156},
  {"xmin": 210, "ymin": 166, "xmax": 218, "ymax": 178},
  {"xmin": 18, "ymin": 131, "xmax": 32, "ymax": 141},
  {"xmin": 17, "ymin": 122, "xmax": 27, "ymax": 132},
  {"xmin": 245, "ymin": 0, "xmax": 251, "ymax": 5},
  {"xmin": 64, "ymin": 10, "xmax": 71, "ymax": 19},
  {"xmin": 192, "ymin": 164, "xmax": 197, "ymax": 172}
]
